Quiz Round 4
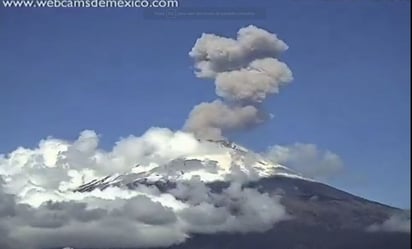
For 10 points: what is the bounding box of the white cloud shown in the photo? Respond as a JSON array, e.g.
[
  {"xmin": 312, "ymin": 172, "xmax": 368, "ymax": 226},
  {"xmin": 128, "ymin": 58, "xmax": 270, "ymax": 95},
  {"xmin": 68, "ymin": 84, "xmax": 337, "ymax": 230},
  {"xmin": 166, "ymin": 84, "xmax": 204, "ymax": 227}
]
[
  {"xmin": 266, "ymin": 143, "xmax": 344, "ymax": 179},
  {"xmin": 367, "ymin": 213, "xmax": 411, "ymax": 233},
  {"xmin": 0, "ymin": 128, "xmax": 290, "ymax": 249}
]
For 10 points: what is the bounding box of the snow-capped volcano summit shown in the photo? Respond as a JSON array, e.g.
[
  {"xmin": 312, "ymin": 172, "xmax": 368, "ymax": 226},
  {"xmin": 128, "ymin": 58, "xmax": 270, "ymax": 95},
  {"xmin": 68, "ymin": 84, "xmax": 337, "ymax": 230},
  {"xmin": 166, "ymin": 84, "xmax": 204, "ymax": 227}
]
[{"xmin": 75, "ymin": 139, "xmax": 304, "ymax": 193}]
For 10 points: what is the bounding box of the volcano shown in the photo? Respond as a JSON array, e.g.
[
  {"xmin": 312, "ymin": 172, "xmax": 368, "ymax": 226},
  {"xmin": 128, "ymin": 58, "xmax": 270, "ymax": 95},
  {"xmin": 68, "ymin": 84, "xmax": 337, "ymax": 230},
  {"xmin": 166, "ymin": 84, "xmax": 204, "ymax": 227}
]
[{"xmin": 72, "ymin": 140, "xmax": 410, "ymax": 249}]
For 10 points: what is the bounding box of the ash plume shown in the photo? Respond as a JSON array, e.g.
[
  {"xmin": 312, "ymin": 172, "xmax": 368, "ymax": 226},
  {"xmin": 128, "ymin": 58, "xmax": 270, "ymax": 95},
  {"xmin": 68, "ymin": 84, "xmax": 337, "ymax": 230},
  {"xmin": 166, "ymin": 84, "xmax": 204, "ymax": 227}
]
[
  {"xmin": 184, "ymin": 25, "xmax": 293, "ymax": 139},
  {"xmin": 184, "ymin": 100, "xmax": 263, "ymax": 140}
]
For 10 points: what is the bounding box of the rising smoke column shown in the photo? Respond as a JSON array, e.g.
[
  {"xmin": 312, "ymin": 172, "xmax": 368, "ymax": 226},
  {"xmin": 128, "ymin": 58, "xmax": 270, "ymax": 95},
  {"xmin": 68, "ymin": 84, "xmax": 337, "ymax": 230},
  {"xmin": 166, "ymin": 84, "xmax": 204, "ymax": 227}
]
[{"xmin": 184, "ymin": 25, "xmax": 293, "ymax": 139}]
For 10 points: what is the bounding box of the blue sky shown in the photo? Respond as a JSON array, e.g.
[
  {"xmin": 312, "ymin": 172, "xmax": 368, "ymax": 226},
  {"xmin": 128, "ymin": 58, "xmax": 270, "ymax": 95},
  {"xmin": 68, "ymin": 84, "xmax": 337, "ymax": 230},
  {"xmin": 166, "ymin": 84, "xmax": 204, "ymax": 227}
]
[{"xmin": 0, "ymin": 0, "xmax": 410, "ymax": 208}]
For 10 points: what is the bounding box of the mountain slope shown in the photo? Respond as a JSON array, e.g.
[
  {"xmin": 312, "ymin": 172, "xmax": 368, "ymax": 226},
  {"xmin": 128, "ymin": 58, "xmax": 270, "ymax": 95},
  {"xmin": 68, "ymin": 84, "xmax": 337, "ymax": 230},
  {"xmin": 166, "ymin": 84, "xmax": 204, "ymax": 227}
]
[
  {"xmin": 150, "ymin": 176, "xmax": 409, "ymax": 249},
  {"xmin": 72, "ymin": 140, "xmax": 410, "ymax": 249}
]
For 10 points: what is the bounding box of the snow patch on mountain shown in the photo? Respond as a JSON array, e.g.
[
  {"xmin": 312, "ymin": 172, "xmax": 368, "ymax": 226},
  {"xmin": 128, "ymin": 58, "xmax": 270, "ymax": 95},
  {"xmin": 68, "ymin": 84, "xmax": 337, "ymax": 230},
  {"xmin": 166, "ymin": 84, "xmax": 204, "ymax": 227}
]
[
  {"xmin": 74, "ymin": 139, "xmax": 309, "ymax": 193},
  {"xmin": 0, "ymin": 128, "xmax": 308, "ymax": 208}
]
